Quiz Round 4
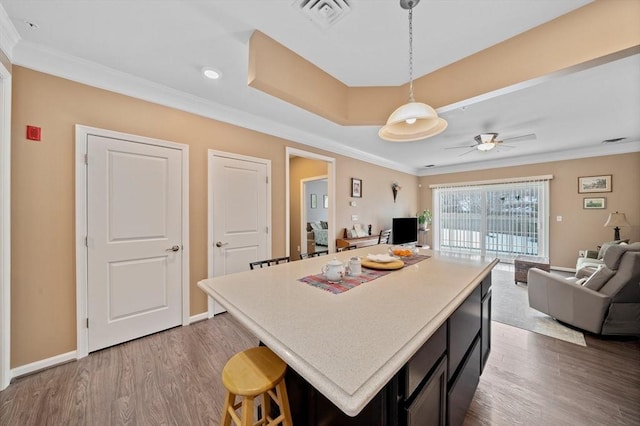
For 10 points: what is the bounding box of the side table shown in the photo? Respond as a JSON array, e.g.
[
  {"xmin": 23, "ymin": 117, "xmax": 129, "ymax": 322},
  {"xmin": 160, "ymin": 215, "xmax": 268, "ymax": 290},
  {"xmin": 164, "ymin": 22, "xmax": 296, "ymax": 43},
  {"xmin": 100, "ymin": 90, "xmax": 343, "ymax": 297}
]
[{"xmin": 514, "ymin": 255, "xmax": 550, "ymax": 284}]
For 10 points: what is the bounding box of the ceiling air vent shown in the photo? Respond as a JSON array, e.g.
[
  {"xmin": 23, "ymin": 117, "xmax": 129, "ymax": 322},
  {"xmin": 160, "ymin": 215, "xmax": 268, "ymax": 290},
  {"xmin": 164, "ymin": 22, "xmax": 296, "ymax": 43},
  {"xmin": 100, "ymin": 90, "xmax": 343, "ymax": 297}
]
[
  {"xmin": 602, "ymin": 137, "xmax": 627, "ymax": 144},
  {"xmin": 293, "ymin": 0, "xmax": 352, "ymax": 29}
]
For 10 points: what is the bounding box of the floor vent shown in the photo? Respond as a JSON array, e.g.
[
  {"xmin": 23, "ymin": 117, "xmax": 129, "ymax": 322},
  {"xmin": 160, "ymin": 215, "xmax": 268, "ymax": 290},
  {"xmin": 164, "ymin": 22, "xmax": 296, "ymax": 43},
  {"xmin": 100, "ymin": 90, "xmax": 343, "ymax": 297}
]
[{"xmin": 293, "ymin": 0, "xmax": 352, "ymax": 29}]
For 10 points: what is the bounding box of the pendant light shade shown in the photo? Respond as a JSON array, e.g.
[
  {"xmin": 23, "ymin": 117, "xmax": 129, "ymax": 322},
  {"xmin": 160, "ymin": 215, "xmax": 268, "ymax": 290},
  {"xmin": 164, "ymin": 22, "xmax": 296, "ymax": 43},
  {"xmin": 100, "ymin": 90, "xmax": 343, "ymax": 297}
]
[
  {"xmin": 379, "ymin": 0, "xmax": 447, "ymax": 142},
  {"xmin": 378, "ymin": 102, "xmax": 448, "ymax": 142}
]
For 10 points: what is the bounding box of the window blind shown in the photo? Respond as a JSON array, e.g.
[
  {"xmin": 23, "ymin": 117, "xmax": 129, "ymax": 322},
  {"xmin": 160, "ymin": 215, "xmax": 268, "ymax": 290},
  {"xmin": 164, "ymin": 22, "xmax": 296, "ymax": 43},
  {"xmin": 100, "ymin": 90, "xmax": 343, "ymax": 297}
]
[{"xmin": 432, "ymin": 176, "xmax": 550, "ymax": 261}]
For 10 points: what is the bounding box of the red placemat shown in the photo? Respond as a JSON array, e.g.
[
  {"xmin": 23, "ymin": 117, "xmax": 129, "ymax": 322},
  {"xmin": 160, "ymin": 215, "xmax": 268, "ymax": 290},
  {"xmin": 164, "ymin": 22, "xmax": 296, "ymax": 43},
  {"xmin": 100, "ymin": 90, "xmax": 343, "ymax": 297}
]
[{"xmin": 298, "ymin": 255, "xmax": 430, "ymax": 294}]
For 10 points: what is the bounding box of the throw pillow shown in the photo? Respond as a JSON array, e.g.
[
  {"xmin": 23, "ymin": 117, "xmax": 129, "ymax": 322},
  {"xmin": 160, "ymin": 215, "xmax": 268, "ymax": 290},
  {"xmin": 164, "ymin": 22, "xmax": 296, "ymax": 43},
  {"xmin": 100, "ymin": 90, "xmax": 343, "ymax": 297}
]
[
  {"xmin": 320, "ymin": 221, "xmax": 328, "ymax": 229},
  {"xmin": 310, "ymin": 222, "xmax": 322, "ymax": 231},
  {"xmin": 582, "ymin": 266, "xmax": 615, "ymax": 291},
  {"xmin": 598, "ymin": 240, "xmax": 629, "ymax": 259}
]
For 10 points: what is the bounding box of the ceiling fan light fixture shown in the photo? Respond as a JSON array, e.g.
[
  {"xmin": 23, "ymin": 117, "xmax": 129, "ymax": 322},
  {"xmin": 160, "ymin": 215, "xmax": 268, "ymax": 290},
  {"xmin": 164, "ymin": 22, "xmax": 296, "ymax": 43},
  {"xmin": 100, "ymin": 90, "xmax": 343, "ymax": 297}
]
[
  {"xmin": 379, "ymin": 0, "xmax": 447, "ymax": 142},
  {"xmin": 477, "ymin": 142, "xmax": 496, "ymax": 151},
  {"xmin": 477, "ymin": 133, "xmax": 498, "ymax": 143}
]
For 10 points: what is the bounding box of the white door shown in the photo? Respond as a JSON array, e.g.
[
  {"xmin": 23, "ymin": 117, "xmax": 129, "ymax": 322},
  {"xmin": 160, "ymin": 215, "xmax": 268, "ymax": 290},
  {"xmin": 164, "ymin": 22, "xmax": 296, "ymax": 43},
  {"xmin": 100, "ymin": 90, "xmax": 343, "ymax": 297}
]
[
  {"xmin": 209, "ymin": 153, "xmax": 270, "ymax": 314},
  {"xmin": 87, "ymin": 135, "xmax": 183, "ymax": 351}
]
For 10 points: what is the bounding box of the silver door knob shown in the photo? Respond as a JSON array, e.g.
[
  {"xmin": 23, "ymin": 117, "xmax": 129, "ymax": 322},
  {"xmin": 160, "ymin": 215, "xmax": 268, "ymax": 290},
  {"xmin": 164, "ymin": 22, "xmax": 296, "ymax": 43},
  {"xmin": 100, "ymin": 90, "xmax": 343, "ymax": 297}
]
[
  {"xmin": 166, "ymin": 245, "xmax": 180, "ymax": 252},
  {"xmin": 215, "ymin": 241, "xmax": 228, "ymax": 247}
]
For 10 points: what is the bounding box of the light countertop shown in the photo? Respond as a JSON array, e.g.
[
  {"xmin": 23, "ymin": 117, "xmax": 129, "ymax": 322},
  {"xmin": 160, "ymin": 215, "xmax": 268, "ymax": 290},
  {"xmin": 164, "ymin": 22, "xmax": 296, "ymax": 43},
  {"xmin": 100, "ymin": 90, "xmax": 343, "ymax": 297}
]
[{"xmin": 197, "ymin": 246, "xmax": 497, "ymax": 416}]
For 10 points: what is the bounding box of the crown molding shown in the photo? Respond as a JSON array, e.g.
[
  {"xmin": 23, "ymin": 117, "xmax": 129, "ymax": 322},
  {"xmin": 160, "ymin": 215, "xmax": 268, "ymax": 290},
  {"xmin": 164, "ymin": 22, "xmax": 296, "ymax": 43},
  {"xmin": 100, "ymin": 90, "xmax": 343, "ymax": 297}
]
[
  {"xmin": 418, "ymin": 141, "xmax": 640, "ymax": 176},
  {"xmin": 11, "ymin": 40, "xmax": 418, "ymax": 175},
  {"xmin": 0, "ymin": 5, "xmax": 20, "ymax": 60},
  {"xmin": 9, "ymin": 38, "xmax": 638, "ymax": 178}
]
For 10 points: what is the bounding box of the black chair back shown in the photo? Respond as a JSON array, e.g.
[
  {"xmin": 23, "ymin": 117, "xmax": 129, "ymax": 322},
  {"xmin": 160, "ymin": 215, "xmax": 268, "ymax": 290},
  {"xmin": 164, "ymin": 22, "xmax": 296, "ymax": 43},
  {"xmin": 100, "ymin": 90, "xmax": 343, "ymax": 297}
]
[
  {"xmin": 249, "ymin": 256, "xmax": 291, "ymax": 270},
  {"xmin": 378, "ymin": 229, "xmax": 392, "ymax": 244}
]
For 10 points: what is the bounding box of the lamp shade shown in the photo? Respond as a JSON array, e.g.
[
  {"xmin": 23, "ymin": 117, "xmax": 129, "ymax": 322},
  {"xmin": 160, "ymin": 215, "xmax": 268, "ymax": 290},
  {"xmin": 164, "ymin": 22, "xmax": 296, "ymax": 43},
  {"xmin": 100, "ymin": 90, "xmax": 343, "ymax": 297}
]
[
  {"xmin": 378, "ymin": 102, "xmax": 448, "ymax": 142},
  {"xmin": 604, "ymin": 211, "xmax": 630, "ymax": 240},
  {"xmin": 604, "ymin": 212, "xmax": 631, "ymax": 228}
]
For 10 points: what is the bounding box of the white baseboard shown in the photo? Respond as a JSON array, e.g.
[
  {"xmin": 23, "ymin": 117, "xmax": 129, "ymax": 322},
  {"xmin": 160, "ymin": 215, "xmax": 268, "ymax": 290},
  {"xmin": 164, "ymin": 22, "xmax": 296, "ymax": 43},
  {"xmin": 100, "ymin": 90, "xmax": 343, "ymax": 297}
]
[
  {"xmin": 11, "ymin": 350, "xmax": 77, "ymax": 380},
  {"xmin": 189, "ymin": 312, "xmax": 209, "ymax": 324},
  {"xmin": 10, "ymin": 314, "xmax": 211, "ymax": 382}
]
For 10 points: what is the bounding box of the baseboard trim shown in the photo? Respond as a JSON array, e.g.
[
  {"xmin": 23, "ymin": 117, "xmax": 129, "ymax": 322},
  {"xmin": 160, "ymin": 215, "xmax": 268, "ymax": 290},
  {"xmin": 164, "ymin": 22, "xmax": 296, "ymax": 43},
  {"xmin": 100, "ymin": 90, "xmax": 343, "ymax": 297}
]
[
  {"xmin": 189, "ymin": 312, "xmax": 209, "ymax": 324},
  {"xmin": 11, "ymin": 350, "xmax": 77, "ymax": 380}
]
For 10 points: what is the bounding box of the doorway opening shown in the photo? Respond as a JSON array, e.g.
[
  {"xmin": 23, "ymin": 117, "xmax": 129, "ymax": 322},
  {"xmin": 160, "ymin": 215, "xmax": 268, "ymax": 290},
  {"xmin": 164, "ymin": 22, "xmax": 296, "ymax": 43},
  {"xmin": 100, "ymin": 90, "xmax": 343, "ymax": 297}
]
[{"xmin": 285, "ymin": 148, "xmax": 336, "ymax": 260}]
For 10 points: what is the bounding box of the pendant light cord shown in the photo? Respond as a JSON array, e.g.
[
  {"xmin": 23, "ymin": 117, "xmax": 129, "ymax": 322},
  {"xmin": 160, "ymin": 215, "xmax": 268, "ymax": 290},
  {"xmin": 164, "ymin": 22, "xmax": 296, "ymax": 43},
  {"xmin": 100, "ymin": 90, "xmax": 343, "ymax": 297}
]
[{"xmin": 408, "ymin": 5, "xmax": 415, "ymax": 102}]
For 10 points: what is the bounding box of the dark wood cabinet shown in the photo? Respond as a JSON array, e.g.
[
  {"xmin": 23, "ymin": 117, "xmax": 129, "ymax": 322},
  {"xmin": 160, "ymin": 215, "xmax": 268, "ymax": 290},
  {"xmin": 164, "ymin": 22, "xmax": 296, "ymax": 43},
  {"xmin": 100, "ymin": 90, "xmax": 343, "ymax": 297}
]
[
  {"xmin": 405, "ymin": 356, "xmax": 447, "ymax": 426},
  {"xmin": 448, "ymin": 285, "xmax": 481, "ymax": 382},
  {"xmin": 283, "ymin": 271, "xmax": 492, "ymax": 425},
  {"xmin": 447, "ymin": 337, "xmax": 481, "ymax": 426},
  {"xmin": 481, "ymin": 288, "xmax": 491, "ymax": 374}
]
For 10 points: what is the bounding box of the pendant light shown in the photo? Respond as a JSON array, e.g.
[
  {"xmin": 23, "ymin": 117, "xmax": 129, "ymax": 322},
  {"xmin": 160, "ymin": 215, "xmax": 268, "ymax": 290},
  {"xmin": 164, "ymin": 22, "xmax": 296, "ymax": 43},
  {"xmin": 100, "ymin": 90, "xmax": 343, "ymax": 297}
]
[{"xmin": 379, "ymin": 0, "xmax": 447, "ymax": 142}]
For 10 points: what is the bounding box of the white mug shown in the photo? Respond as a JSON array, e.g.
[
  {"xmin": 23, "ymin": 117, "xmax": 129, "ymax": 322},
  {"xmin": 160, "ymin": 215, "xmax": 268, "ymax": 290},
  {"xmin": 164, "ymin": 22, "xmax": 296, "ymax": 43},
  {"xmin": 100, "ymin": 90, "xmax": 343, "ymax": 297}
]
[{"xmin": 348, "ymin": 257, "xmax": 362, "ymax": 276}]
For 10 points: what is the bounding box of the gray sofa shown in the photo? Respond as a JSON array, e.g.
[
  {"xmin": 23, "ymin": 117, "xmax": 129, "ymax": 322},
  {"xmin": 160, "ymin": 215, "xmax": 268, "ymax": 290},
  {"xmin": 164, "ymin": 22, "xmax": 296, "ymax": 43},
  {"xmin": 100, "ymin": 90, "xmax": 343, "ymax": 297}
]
[
  {"xmin": 528, "ymin": 242, "xmax": 640, "ymax": 335},
  {"xmin": 575, "ymin": 239, "xmax": 629, "ymax": 270}
]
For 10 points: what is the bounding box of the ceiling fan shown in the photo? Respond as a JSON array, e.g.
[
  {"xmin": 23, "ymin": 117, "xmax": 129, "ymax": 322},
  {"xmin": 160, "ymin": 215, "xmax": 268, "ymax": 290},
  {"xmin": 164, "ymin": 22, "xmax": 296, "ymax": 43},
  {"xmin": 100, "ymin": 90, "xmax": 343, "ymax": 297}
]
[{"xmin": 446, "ymin": 132, "xmax": 536, "ymax": 156}]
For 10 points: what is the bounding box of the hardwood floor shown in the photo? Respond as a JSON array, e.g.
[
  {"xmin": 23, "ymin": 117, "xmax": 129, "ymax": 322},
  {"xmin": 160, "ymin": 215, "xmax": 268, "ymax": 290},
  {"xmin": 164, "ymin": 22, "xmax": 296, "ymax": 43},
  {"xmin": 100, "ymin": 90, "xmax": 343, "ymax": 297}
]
[
  {"xmin": 1, "ymin": 315, "xmax": 638, "ymax": 425},
  {"xmin": 465, "ymin": 322, "xmax": 640, "ymax": 426}
]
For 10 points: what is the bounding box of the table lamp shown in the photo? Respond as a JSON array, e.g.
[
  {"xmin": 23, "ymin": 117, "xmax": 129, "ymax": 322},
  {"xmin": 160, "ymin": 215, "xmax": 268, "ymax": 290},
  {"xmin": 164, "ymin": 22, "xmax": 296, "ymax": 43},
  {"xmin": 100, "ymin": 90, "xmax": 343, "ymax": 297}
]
[{"xmin": 604, "ymin": 211, "xmax": 630, "ymax": 240}]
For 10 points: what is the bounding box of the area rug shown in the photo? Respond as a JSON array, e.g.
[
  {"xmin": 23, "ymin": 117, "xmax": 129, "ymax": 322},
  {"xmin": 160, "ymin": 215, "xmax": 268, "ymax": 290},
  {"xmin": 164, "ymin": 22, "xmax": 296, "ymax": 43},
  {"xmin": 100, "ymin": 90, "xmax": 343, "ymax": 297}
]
[{"xmin": 491, "ymin": 267, "xmax": 586, "ymax": 346}]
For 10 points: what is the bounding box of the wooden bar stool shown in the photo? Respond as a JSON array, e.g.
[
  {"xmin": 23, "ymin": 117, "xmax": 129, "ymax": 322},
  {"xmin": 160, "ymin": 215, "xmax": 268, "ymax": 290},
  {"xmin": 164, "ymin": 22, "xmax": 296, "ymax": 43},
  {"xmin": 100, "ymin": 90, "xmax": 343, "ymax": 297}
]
[{"xmin": 221, "ymin": 347, "xmax": 293, "ymax": 426}]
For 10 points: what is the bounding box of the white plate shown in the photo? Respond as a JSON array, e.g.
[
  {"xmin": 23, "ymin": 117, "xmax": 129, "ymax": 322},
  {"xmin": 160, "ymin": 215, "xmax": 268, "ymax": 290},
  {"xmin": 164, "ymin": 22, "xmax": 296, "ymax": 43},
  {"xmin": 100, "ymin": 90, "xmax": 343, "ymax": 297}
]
[{"xmin": 366, "ymin": 254, "xmax": 397, "ymax": 263}]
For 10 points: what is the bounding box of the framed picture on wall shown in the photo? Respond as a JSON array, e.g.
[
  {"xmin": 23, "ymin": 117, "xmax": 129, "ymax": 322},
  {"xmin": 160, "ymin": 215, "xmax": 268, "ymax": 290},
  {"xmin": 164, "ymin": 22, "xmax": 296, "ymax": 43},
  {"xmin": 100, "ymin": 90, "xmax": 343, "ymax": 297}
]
[
  {"xmin": 583, "ymin": 197, "xmax": 606, "ymax": 209},
  {"xmin": 578, "ymin": 175, "xmax": 612, "ymax": 193},
  {"xmin": 323, "ymin": 195, "xmax": 328, "ymax": 208},
  {"xmin": 351, "ymin": 178, "xmax": 362, "ymax": 198},
  {"xmin": 310, "ymin": 193, "xmax": 317, "ymax": 209}
]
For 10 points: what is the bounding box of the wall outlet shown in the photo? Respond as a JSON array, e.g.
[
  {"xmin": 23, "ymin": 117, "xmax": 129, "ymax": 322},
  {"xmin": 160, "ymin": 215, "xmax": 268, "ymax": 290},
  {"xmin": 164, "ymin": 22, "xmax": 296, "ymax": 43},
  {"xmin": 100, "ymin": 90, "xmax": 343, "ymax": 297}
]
[
  {"xmin": 578, "ymin": 250, "xmax": 586, "ymax": 257},
  {"xmin": 351, "ymin": 214, "xmax": 358, "ymax": 221}
]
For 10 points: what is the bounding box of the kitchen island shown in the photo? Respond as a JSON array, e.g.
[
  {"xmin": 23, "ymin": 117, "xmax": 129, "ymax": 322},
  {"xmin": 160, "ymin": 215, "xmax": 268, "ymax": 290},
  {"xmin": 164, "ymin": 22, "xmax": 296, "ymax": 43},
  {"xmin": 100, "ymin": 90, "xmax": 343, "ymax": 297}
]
[{"xmin": 198, "ymin": 246, "xmax": 497, "ymax": 425}]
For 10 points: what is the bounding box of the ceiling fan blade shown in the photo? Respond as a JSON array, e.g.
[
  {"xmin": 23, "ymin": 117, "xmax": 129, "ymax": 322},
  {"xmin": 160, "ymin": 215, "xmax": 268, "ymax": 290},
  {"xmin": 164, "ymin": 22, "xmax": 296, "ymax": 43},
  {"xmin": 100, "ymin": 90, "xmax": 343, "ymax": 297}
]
[
  {"xmin": 501, "ymin": 133, "xmax": 536, "ymax": 143},
  {"xmin": 496, "ymin": 144, "xmax": 516, "ymax": 148},
  {"xmin": 445, "ymin": 144, "xmax": 476, "ymax": 150},
  {"xmin": 458, "ymin": 148, "xmax": 477, "ymax": 157}
]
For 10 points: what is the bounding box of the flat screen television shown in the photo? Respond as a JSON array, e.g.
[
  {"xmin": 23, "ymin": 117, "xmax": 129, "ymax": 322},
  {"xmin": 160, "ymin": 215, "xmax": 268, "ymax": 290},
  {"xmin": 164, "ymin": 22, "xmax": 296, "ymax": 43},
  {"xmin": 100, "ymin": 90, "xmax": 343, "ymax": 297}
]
[{"xmin": 392, "ymin": 217, "xmax": 418, "ymax": 245}]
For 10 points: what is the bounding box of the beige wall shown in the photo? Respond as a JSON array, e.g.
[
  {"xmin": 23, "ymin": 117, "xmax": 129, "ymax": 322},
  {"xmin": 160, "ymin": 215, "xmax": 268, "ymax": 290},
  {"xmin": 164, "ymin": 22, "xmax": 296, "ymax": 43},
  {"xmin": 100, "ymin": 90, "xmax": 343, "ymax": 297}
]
[
  {"xmin": 10, "ymin": 66, "xmax": 417, "ymax": 367},
  {"xmin": 418, "ymin": 153, "xmax": 640, "ymax": 268}
]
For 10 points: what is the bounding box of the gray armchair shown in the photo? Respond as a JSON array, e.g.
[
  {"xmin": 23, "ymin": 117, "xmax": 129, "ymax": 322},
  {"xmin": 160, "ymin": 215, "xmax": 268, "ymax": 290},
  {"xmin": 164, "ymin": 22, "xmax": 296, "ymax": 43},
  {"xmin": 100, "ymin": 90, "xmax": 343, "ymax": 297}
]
[{"xmin": 528, "ymin": 243, "xmax": 640, "ymax": 335}]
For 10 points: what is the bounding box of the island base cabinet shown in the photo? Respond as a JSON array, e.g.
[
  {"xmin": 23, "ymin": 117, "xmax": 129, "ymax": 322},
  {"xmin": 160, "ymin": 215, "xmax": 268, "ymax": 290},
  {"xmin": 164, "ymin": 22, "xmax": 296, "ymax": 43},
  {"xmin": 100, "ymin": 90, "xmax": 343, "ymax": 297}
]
[
  {"xmin": 447, "ymin": 337, "xmax": 481, "ymax": 426},
  {"xmin": 404, "ymin": 356, "xmax": 447, "ymax": 426},
  {"xmin": 279, "ymin": 272, "xmax": 492, "ymax": 425},
  {"xmin": 481, "ymin": 288, "xmax": 492, "ymax": 374}
]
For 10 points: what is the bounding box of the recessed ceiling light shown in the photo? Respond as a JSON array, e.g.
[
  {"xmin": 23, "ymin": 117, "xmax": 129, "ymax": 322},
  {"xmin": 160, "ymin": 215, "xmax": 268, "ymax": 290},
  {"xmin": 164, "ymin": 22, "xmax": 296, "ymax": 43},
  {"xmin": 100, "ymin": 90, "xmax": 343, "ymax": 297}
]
[{"xmin": 202, "ymin": 67, "xmax": 222, "ymax": 80}]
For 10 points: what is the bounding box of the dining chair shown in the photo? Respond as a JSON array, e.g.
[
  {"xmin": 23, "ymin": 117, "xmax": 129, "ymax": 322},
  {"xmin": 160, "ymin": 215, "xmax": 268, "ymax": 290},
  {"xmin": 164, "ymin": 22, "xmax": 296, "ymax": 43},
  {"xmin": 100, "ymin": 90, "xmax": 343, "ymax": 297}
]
[
  {"xmin": 300, "ymin": 250, "xmax": 328, "ymax": 259},
  {"xmin": 249, "ymin": 256, "xmax": 291, "ymax": 270},
  {"xmin": 378, "ymin": 229, "xmax": 392, "ymax": 244}
]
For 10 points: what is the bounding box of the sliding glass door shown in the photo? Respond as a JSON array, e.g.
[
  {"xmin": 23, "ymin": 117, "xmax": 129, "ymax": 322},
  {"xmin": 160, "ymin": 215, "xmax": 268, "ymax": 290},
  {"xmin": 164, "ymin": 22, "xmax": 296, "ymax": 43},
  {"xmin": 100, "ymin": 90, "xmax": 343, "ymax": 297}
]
[{"xmin": 433, "ymin": 179, "xmax": 549, "ymax": 261}]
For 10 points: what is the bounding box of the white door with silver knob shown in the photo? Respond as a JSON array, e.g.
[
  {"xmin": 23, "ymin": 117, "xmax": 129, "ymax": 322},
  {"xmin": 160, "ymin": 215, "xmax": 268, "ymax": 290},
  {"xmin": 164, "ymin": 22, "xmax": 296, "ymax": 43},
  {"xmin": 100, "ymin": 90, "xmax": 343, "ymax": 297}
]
[
  {"xmin": 209, "ymin": 151, "xmax": 270, "ymax": 314},
  {"xmin": 87, "ymin": 134, "xmax": 183, "ymax": 352}
]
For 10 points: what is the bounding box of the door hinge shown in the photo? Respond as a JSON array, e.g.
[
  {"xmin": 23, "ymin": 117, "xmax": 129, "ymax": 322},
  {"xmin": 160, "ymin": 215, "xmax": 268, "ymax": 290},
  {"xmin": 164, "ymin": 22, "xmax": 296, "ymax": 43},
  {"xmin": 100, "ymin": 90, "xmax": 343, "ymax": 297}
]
[
  {"xmin": 266, "ymin": 226, "xmax": 269, "ymax": 234},
  {"xmin": 84, "ymin": 154, "xmax": 88, "ymax": 165},
  {"xmin": 85, "ymin": 236, "xmax": 88, "ymax": 247},
  {"xmin": 86, "ymin": 318, "xmax": 89, "ymax": 328},
  {"xmin": 266, "ymin": 176, "xmax": 269, "ymax": 184}
]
